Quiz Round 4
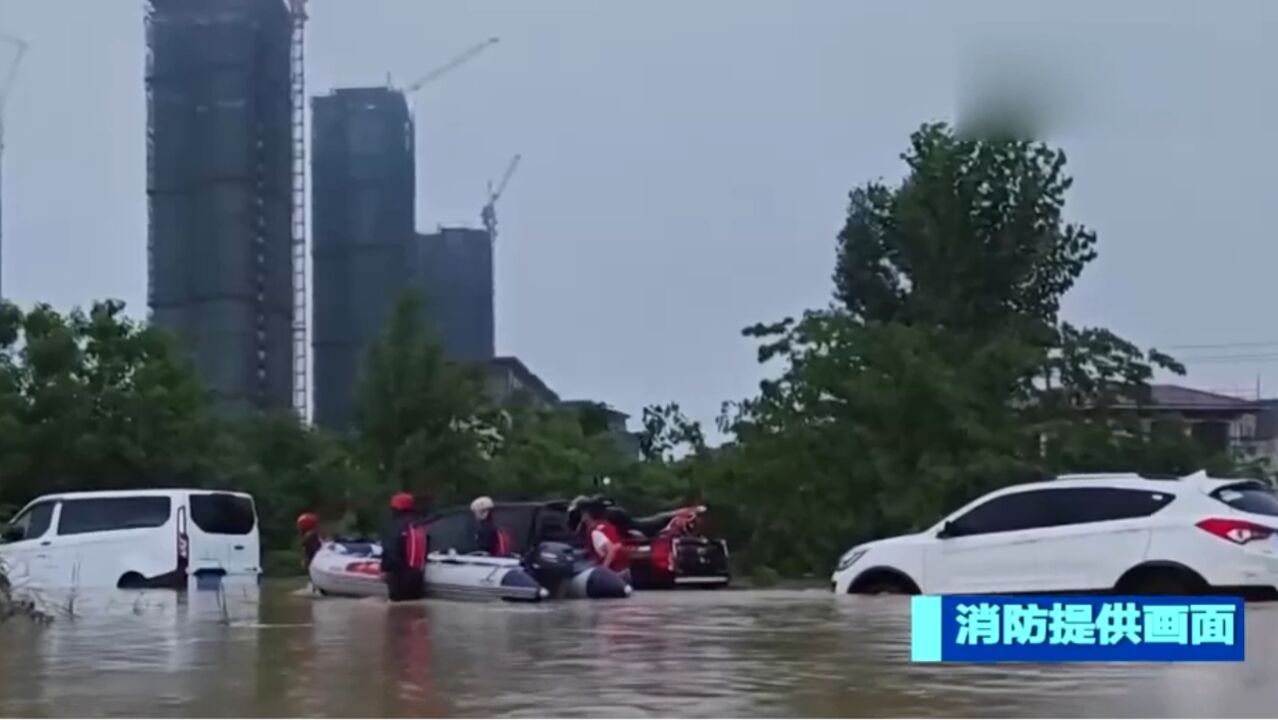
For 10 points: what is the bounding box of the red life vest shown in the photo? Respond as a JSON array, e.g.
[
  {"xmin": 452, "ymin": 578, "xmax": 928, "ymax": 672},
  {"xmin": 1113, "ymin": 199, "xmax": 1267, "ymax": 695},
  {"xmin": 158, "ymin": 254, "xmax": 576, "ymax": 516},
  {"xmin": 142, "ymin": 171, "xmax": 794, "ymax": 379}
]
[
  {"xmin": 585, "ymin": 519, "xmax": 629, "ymax": 572},
  {"xmin": 495, "ymin": 527, "xmax": 513, "ymax": 556},
  {"xmin": 404, "ymin": 522, "xmax": 429, "ymax": 571}
]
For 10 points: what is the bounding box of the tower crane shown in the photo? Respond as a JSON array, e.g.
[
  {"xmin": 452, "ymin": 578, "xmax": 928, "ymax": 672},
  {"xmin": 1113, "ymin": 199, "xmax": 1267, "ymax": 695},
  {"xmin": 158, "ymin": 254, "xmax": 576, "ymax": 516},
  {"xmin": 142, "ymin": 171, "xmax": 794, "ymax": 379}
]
[
  {"xmin": 482, "ymin": 154, "xmax": 521, "ymax": 242},
  {"xmin": 0, "ymin": 32, "xmax": 28, "ymax": 302},
  {"xmin": 403, "ymin": 37, "xmax": 499, "ymax": 96}
]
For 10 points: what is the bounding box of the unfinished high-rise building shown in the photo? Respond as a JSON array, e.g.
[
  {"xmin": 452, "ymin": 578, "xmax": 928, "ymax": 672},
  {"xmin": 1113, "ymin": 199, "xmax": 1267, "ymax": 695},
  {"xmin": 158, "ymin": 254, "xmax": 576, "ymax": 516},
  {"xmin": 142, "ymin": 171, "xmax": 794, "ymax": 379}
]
[
  {"xmin": 311, "ymin": 87, "xmax": 416, "ymax": 431},
  {"xmin": 410, "ymin": 227, "xmax": 496, "ymax": 363},
  {"xmin": 146, "ymin": 0, "xmax": 296, "ymax": 416}
]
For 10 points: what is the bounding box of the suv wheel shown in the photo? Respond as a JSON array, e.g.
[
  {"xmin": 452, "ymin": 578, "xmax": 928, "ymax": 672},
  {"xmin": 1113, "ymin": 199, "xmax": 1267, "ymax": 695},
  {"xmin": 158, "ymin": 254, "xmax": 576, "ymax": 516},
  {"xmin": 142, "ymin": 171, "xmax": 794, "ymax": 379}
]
[{"xmin": 1118, "ymin": 567, "xmax": 1207, "ymax": 596}]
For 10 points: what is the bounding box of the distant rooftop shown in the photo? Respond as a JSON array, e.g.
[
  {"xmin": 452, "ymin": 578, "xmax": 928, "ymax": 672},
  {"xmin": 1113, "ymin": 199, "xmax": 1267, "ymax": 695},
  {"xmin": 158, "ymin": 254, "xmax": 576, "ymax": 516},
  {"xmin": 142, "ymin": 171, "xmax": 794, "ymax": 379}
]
[
  {"xmin": 487, "ymin": 356, "xmax": 559, "ymax": 404},
  {"xmin": 560, "ymin": 400, "xmax": 629, "ymax": 420},
  {"xmin": 1144, "ymin": 384, "xmax": 1263, "ymax": 411}
]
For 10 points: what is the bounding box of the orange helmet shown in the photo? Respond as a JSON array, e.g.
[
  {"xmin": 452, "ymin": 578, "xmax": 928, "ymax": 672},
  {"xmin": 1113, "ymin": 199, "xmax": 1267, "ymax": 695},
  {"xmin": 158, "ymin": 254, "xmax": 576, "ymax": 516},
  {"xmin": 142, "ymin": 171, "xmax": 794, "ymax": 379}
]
[
  {"xmin": 296, "ymin": 512, "xmax": 319, "ymax": 533},
  {"xmin": 390, "ymin": 492, "xmax": 415, "ymax": 512}
]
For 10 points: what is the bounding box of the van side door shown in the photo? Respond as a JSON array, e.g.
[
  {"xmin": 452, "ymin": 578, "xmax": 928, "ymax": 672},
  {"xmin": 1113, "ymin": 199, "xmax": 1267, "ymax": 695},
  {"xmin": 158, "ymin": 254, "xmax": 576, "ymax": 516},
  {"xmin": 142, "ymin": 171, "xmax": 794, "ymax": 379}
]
[
  {"xmin": 0, "ymin": 500, "xmax": 61, "ymax": 586},
  {"xmin": 187, "ymin": 493, "xmax": 260, "ymax": 576}
]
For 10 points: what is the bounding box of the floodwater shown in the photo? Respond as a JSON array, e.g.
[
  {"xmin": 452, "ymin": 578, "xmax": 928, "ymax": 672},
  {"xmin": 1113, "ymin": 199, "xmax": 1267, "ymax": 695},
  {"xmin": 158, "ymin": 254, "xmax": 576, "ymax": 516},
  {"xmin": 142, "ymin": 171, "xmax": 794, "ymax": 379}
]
[{"xmin": 1, "ymin": 581, "xmax": 1276, "ymax": 718}]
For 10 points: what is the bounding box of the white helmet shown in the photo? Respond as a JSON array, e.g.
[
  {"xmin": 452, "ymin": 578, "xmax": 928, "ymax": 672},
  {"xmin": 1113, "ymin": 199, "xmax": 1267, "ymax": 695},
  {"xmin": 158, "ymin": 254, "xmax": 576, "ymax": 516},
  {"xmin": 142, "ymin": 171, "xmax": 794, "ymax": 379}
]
[{"xmin": 470, "ymin": 496, "xmax": 494, "ymax": 513}]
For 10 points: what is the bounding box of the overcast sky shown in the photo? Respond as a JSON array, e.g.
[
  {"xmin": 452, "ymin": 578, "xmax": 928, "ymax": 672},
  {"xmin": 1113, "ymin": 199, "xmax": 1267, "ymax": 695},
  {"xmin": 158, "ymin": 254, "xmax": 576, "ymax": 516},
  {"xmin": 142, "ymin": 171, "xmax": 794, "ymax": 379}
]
[{"xmin": 2, "ymin": 0, "xmax": 1277, "ymax": 432}]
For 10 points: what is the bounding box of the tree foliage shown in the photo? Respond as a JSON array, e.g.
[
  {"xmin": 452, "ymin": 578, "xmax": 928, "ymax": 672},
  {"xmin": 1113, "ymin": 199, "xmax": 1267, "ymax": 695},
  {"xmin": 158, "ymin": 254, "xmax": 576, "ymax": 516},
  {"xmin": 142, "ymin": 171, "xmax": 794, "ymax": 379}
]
[{"xmin": 355, "ymin": 290, "xmax": 495, "ymax": 504}]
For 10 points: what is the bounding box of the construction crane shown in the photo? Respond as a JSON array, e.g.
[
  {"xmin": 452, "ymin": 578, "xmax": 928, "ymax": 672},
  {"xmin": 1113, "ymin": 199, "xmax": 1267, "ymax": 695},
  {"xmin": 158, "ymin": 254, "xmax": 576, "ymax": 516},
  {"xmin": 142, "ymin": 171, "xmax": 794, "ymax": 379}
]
[
  {"xmin": 287, "ymin": 0, "xmax": 309, "ymax": 421},
  {"xmin": 0, "ymin": 33, "xmax": 28, "ymax": 302},
  {"xmin": 482, "ymin": 154, "xmax": 521, "ymax": 242},
  {"xmin": 404, "ymin": 37, "xmax": 499, "ymax": 96}
]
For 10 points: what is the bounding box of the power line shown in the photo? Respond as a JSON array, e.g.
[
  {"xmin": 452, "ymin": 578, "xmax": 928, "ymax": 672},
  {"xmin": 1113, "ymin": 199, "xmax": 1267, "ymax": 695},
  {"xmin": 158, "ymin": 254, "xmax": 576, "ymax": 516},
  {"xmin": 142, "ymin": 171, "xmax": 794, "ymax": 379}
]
[
  {"xmin": 1176, "ymin": 353, "xmax": 1278, "ymax": 365},
  {"xmin": 1160, "ymin": 339, "xmax": 1278, "ymax": 351}
]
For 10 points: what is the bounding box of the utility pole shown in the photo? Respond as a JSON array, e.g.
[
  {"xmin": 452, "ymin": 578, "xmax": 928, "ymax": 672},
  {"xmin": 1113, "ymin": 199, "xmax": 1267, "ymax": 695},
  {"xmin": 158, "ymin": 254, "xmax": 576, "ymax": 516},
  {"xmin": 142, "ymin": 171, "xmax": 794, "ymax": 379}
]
[{"xmin": 0, "ymin": 33, "xmax": 28, "ymax": 301}]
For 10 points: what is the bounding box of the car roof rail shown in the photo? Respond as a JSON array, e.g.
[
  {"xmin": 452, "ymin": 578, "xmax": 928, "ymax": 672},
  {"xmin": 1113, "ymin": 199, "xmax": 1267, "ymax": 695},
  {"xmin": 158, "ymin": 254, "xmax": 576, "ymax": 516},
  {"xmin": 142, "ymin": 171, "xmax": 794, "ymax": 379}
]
[{"xmin": 1053, "ymin": 471, "xmax": 1194, "ymax": 482}]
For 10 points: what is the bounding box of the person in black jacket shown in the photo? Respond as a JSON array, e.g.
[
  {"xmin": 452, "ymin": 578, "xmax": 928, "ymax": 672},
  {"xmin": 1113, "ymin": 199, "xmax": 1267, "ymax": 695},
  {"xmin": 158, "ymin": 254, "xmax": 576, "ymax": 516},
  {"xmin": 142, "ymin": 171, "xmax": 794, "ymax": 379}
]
[
  {"xmin": 471, "ymin": 496, "xmax": 509, "ymax": 555},
  {"xmin": 381, "ymin": 493, "xmax": 427, "ymax": 602}
]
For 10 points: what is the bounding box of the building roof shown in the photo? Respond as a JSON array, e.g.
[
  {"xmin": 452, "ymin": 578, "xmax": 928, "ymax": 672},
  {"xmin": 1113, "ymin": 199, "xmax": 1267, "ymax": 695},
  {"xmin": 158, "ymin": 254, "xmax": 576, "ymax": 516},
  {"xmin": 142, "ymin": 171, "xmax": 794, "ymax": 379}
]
[
  {"xmin": 1119, "ymin": 384, "xmax": 1264, "ymax": 412},
  {"xmin": 560, "ymin": 400, "xmax": 630, "ymax": 420},
  {"xmin": 486, "ymin": 356, "xmax": 559, "ymax": 404}
]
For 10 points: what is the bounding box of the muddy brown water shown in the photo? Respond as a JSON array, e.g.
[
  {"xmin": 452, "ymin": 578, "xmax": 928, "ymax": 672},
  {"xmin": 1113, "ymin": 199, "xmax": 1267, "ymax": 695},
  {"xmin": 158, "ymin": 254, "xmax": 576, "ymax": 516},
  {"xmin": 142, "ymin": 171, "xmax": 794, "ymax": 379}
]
[{"xmin": 0, "ymin": 581, "xmax": 1275, "ymax": 717}]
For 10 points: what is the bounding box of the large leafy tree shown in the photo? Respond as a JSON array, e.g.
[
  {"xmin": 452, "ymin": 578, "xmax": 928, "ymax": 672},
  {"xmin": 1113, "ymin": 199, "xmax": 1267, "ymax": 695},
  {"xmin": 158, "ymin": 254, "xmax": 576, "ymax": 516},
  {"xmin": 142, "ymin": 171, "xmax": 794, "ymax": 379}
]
[
  {"xmin": 226, "ymin": 412, "xmax": 375, "ymax": 548},
  {"xmin": 486, "ymin": 398, "xmax": 629, "ymax": 501},
  {"xmin": 0, "ymin": 299, "xmax": 223, "ymax": 509},
  {"xmin": 714, "ymin": 122, "xmax": 1218, "ymax": 573},
  {"xmin": 355, "ymin": 290, "xmax": 494, "ymax": 504}
]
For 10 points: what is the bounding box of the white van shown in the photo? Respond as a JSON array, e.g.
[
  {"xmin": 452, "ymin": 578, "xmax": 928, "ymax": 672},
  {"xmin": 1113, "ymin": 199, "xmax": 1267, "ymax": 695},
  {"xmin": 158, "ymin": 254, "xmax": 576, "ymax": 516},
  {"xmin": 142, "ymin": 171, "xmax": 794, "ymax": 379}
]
[{"xmin": 0, "ymin": 489, "xmax": 261, "ymax": 590}]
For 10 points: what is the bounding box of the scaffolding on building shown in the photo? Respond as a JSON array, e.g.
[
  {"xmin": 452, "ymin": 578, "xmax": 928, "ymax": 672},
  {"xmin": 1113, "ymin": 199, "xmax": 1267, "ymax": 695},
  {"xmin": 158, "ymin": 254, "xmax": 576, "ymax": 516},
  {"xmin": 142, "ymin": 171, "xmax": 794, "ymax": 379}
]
[
  {"xmin": 146, "ymin": 0, "xmax": 295, "ymax": 416},
  {"xmin": 289, "ymin": 0, "xmax": 309, "ymax": 421}
]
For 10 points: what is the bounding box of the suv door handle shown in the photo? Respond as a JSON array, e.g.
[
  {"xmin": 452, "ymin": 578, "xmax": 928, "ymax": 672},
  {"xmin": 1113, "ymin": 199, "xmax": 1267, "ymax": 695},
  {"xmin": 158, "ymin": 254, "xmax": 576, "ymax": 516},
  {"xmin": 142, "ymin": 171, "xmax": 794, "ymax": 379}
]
[
  {"xmin": 233, "ymin": 545, "xmax": 244, "ymax": 551},
  {"xmin": 39, "ymin": 541, "xmax": 51, "ymax": 547}
]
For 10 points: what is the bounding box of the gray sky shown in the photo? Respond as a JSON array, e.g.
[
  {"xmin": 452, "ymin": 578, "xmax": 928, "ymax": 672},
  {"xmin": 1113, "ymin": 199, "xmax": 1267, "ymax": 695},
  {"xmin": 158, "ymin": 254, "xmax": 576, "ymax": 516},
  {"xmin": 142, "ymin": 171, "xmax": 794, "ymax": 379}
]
[{"xmin": 2, "ymin": 0, "xmax": 1277, "ymax": 433}]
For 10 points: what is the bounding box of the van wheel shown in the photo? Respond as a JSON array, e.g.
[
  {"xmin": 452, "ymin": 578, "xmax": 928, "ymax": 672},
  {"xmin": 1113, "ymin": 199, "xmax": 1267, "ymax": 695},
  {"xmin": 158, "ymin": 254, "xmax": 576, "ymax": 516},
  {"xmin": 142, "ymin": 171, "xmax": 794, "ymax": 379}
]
[
  {"xmin": 1117, "ymin": 566, "xmax": 1207, "ymax": 596},
  {"xmin": 118, "ymin": 572, "xmax": 146, "ymax": 590}
]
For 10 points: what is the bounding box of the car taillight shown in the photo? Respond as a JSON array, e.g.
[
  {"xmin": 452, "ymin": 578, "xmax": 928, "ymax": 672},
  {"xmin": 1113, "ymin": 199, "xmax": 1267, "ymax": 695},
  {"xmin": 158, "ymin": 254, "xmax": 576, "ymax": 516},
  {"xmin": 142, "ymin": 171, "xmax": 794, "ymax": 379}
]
[{"xmin": 1196, "ymin": 517, "xmax": 1275, "ymax": 544}]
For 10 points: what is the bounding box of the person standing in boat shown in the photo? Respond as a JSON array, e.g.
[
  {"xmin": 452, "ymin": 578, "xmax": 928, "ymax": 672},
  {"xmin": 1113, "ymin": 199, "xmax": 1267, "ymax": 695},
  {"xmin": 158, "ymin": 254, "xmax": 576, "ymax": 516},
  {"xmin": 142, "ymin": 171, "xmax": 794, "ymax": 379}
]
[
  {"xmin": 470, "ymin": 496, "xmax": 511, "ymax": 556},
  {"xmin": 297, "ymin": 512, "xmax": 323, "ymax": 569},
  {"xmin": 381, "ymin": 492, "xmax": 428, "ymax": 602},
  {"xmin": 581, "ymin": 500, "xmax": 630, "ymax": 579}
]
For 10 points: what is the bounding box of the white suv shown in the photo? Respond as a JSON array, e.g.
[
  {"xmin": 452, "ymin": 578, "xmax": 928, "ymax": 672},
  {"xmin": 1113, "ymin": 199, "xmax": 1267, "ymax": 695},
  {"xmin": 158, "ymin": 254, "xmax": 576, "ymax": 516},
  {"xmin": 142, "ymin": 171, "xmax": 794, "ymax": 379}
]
[{"xmin": 832, "ymin": 471, "xmax": 1278, "ymax": 598}]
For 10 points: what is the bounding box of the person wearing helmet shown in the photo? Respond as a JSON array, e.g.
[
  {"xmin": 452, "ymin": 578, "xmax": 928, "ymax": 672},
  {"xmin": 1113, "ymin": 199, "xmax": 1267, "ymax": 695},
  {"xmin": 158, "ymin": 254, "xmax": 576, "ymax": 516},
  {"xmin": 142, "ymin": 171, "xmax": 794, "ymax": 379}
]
[
  {"xmin": 296, "ymin": 512, "xmax": 323, "ymax": 569},
  {"xmin": 471, "ymin": 496, "xmax": 511, "ymax": 556},
  {"xmin": 380, "ymin": 492, "xmax": 428, "ymax": 602}
]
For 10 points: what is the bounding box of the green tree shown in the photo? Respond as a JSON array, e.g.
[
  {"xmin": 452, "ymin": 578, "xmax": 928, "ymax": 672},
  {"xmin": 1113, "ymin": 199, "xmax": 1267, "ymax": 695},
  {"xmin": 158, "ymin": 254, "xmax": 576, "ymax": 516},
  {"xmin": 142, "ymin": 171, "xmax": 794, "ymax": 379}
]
[
  {"xmin": 637, "ymin": 402, "xmax": 706, "ymax": 462},
  {"xmin": 226, "ymin": 412, "xmax": 374, "ymax": 550},
  {"xmin": 0, "ymin": 299, "xmax": 223, "ymax": 508},
  {"xmin": 716, "ymin": 122, "xmax": 1224, "ymax": 574},
  {"xmin": 355, "ymin": 290, "xmax": 494, "ymax": 504},
  {"xmin": 486, "ymin": 398, "xmax": 628, "ymax": 500}
]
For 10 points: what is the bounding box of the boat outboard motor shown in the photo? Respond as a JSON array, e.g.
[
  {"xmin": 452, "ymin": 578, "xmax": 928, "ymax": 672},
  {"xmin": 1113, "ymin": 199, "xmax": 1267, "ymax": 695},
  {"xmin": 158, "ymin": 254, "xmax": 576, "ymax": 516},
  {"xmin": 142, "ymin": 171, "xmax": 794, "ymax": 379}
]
[{"xmin": 526, "ymin": 541, "xmax": 578, "ymax": 593}]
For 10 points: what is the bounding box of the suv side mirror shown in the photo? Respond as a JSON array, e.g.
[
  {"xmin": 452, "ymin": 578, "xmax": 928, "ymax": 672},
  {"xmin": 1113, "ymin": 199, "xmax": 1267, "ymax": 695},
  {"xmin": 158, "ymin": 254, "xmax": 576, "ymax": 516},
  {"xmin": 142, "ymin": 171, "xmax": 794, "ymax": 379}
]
[
  {"xmin": 0, "ymin": 525, "xmax": 22, "ymax": 543},
  {"xmin": 937, "ymin": 521, "xmax": 957, "ymax": 539}
]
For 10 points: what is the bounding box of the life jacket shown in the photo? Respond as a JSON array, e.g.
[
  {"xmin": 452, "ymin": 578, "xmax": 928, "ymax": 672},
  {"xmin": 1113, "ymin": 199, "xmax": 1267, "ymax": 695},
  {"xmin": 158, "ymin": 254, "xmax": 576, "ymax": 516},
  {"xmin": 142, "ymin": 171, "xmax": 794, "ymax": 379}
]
[
  {"xmin": 404, "ymin": 521, "xmax": 429, "ymax": 571},
  {"xmin": 495, "ymin": 527, "xmax": 513, "ymax": 556},
  {"xmin": 585, "ymin": 518, "xmax": 629, "ymax": 572}
]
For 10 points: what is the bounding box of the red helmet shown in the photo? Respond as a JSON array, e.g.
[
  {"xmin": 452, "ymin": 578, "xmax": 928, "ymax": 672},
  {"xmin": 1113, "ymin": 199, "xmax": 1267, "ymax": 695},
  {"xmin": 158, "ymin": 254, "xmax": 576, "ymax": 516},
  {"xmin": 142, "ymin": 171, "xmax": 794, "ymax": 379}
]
[
  {"xmin": 296, "ymin": 512, "xmax": 319, "ymax": 533},
  {"xmin": 390, "ymin": 492, "xmax": 415, "ymax": 512}
]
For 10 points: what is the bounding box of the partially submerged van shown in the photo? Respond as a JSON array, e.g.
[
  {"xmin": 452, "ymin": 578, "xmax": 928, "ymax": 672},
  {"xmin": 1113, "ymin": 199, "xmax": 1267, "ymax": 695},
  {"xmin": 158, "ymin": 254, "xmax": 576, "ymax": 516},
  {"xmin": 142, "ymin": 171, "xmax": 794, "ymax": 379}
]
[{"xmin": 0, "ymin": 489, "xmax": 261, "ymax": 589}]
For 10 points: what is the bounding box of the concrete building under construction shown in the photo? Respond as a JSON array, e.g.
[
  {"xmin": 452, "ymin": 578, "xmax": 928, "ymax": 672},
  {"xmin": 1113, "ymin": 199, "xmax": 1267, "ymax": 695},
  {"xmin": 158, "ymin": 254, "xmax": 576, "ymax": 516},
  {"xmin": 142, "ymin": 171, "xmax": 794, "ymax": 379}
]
[
  {"xmin": 311, "ymin": 87, "xmax": 416, "ymax": 431},
  {"xmin": 145, "ymin": 0, "xmax": 297, "ymax": 415},
  {"xmin": 411, "ymin": 227, "xmax": 495, "ymax": 363}
]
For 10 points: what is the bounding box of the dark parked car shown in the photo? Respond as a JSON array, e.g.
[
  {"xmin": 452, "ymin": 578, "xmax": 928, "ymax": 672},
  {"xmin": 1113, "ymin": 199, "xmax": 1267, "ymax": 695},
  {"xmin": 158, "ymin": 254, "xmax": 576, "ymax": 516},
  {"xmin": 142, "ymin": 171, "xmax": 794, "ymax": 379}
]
[{"xmin": 568, "ymin": 496, "xmax": 731, "ymax": 590}]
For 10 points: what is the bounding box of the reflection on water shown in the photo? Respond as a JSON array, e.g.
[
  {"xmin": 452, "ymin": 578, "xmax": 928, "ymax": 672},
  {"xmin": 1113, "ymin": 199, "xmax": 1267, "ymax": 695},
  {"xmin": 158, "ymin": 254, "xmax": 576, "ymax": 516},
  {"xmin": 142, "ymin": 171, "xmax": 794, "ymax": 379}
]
[{"xmin": 2, "ymin": 583, "xmax": 1278, "ymax": 717}]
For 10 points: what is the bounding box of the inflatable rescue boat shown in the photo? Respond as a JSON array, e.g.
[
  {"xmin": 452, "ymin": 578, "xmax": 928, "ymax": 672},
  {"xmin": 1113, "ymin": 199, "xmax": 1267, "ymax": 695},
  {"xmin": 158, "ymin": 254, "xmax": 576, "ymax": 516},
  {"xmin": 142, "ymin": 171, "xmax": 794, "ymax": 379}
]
[{"xmin": 308, "ymin": 540, "xmax": 631, "ymax": 601}]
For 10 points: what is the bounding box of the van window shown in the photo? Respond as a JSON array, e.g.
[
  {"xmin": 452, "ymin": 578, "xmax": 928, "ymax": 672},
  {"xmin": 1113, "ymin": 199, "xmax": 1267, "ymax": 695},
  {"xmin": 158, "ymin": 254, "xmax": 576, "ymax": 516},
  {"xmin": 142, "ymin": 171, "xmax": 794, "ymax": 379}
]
[
  {"xmin": 190, "ymin": 493, "xmax": 256, "ymax": 535},
  {"xmin": 4, "ymin": 501, "xmax": 56, "ymax": 542},
  {"xmin": 58, "ymin": 497, "xmax": 172, "ymax": 536}
]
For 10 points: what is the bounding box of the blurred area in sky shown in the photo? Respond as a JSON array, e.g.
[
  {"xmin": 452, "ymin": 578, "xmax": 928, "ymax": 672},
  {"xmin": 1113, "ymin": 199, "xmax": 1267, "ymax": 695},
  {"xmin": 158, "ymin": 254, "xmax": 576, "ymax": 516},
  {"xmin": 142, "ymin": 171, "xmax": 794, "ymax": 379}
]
[{"xmin": 954, "ymin": 26, "xmax": 1100, "ymax": 141}]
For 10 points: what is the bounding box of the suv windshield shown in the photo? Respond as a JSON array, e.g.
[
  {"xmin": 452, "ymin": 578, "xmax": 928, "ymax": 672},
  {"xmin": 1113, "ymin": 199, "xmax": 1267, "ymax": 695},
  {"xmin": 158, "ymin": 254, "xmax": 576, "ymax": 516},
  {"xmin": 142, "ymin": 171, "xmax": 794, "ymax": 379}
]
[{"xmin": 1211, "ymin": 482, "xmax": 1278, "ymax": 517}]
